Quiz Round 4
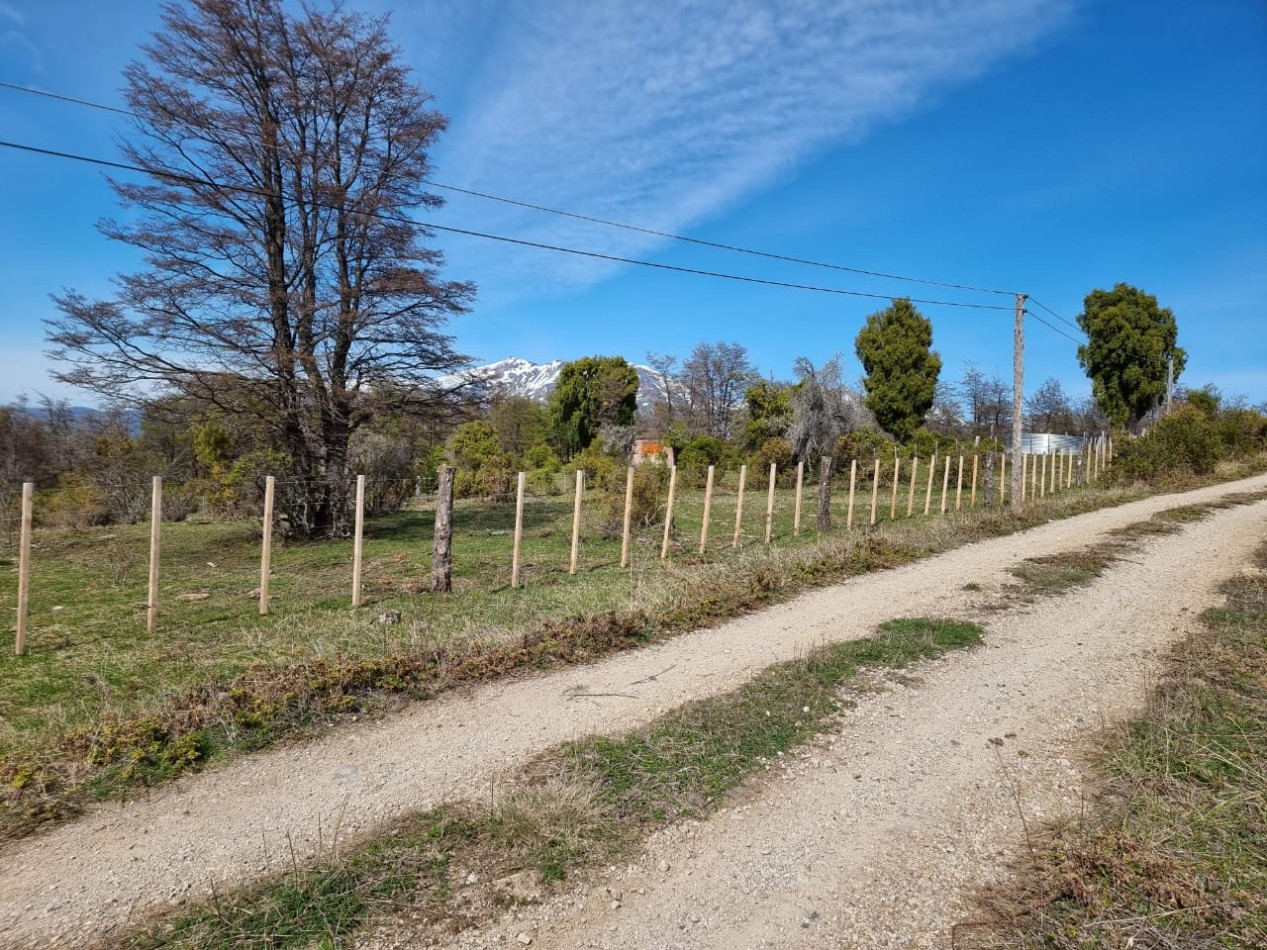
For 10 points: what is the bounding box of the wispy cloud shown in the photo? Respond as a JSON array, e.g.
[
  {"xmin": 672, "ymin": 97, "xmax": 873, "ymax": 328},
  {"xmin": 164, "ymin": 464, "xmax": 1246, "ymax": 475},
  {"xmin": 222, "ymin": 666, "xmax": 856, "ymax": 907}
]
[
  {"xmin": 0, "ymin": 2, "xmax": 25, "ymax": 26},
  {"xmin": 428, "ymin": 0, "xmax": 1073, "ymax": 299}
]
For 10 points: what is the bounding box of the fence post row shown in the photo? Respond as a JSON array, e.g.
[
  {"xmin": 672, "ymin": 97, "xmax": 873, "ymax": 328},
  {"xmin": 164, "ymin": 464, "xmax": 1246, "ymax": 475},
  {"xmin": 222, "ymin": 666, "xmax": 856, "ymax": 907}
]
[
  {"xmin": 869, "ymin": 458, "xmax": 880, "ymax": 526},
  {"xmin": 512, "ymin": 471, "xmax": 527, "ymax": 587},
  {"xmin": 793, "ymin": 460, "xmax": 804, "ymax": 536},
  {"xmin": 889, "ymin": 456, "xmax": 900, "ymax": 521},
  {"xmin": 147, "ymin": 475, "xmax": 162, "ymax": 634},
  {"xmin": 661, "ymin": 465, "xmax": 677, "ymax": 559},
  {"xmin": 764, "ymin": 463, "xmax": 777, "ymax": 545},
  {"xmin": 259, "ymin": 475, "xmax": 275, "ymax": 615},
  {"xmin": 351, "ymin": 473, "xmax": 366, "ymax": 607},
  {"xmin": 14, "ymin": 481, "xmax": 33, "ymax": 655},
  {"xmin": 846, "ymin": 458, "xmax": 858, "ymax": 530},
  {"xmin": 620, "ymin": 467, "xmax": 634, "ymax": 568},
  {"xmin": 430, "ymin": 465, "xmax": 454, "ymax": 593},
  {"xmin": 569, "ymin": 470, "xmax": 584, "ymax": 575},
  {"xmin": 699, "ymin": 464, "xmax": 715, "ymax": 554}
]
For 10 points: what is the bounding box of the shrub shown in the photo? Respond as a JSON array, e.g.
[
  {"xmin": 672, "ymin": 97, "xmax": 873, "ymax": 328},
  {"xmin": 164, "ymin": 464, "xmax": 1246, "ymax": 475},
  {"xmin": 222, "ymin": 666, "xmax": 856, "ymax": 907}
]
[
  {"xmin": 677, "ymin": 435, "xmax": 727, "ymax": 488},
  {"xmin": 753, "ymin": 437, "xmax": 795, "ymax": 483},
  {"xmin": 598, "ymin": 463, "xmax": 669, "ymax": 536},
  {"xmin": 1112, "ymin": 406, "xmax": 1222, "ymax": 483}
]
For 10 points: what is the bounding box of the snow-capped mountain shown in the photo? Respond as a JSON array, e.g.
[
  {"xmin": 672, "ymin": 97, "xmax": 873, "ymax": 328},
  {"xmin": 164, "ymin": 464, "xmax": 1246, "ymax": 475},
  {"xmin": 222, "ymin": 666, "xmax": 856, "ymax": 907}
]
[{"xmin": 439, "ymin": 357, "xmax": 669, "ymax": 409}]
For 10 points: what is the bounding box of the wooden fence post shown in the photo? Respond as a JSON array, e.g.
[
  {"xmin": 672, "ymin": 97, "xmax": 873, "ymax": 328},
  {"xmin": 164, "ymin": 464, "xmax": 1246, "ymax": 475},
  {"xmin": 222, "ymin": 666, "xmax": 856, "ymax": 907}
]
[
  {"xmin": 970, "ymin": 455, "xmax": 979, "ymax": 507},
  {"xmin": 955, "ymin": 455, "xmax": 965, "ymax": 511},
  {"xmin": 15, "ymin": 481, "xmax": 33, "ymax": 655},
  {"xmin": 907, "ymin": 457, "xmax": 918, "ymax": 517},
  {"xmin": 846, "ymin": 458, "xmax": 857, "ymax": 530},
  {"xmin": 764, "ymin": 463, "xmax": 776, "ymax": 544},
  {"xmin": 889, "ymin": 456, "xmax": 899, "ymax": 520},
  {"xmin": 1031, "ymin": 452, "xmax": 1039, "ymax": 498},
  {"xmin": 512, "ymin": 471, "xmax": 527, "ymax": 587},
  {"xmin": 999, "ymin": 452, "xmax": 1006, "ymax": 504},
  {"xmin": 793, "ymin": 460, "xmax": 804, "ymax": 536},
  {"xmin": 869, "ymin": 458, "xmax": 880, "ymax": 526},
  {"xmin": 699, "ymin": 465, "xmax": 715, "ymax": 554},
  {"xmin": 1020, "ymin": 454, "xmax": 1027, "ymax": 502},
  {"xmin": 569, "ymin": 470, "xmax": 584, "ymax": 575},
  {"xmin": 351, "ymin": 474, "xmax": 366, "ymax": 607},
  {"xmin": 431, "ymin": 465, "xmax": 454, "ymax": 593},
  {"xmin": 940, "ymin": 455, "xmax": 951, "ymax": 515},
  {"xmin": 817, "ymin": 456, "xmax": 833, "ymax": 532},
  {"xmin": 147, "ymin": 476, "xmax": 162, "ymax": 634},
  {"xmin": 661, "ymin": 466, "xmax": 677, "ymax": 559},
  {"xmin": 620, "ymin": 467, "xmax": 634, "ymax": 568},
  {"xmin": 1039, "ymin": 453, "xmax": 1047, "ymax": 499},
  {"xmin": 732, "ymin": 464, "xmax": 747, "ymax": 548},
  {"xmin": 924, "ymin": 453, "xmax": 936, "ymax": 515},
  {"xmin": 1067, "ymin": 449, "xmax": 1074, "ymax": 489},
  {"xmin": 259, "ymin": 475, "xmax": 275, "ymax": 616}
]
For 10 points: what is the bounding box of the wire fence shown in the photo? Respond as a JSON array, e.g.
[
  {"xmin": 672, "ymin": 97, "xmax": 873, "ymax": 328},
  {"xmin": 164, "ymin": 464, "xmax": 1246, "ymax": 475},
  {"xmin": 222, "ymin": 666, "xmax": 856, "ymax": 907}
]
[{"xmin": 3, "ymin": 440, "xmax": 1115, "ymax": 655}]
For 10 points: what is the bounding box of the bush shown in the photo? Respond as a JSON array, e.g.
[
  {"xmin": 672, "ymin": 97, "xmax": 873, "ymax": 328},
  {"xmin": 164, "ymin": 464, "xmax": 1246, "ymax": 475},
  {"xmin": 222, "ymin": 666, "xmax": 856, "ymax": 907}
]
[
  {"xmin": 677, "ymin": 435, "xmax": 727, "ymax": 488},
  {"xmin": 752, "ymin": 437, "xmax": 795, "ymax": 484},
  {"xmin": 1112, "ymin": 406, "xmax": 1222, "ymax": 483},
  {"xmin": 598, "ymin": 463, "xmax": 669, "ymax": 536},
  {"xmin": 572, "ymin": 444, "xmax": 620, "ymax": 491}
]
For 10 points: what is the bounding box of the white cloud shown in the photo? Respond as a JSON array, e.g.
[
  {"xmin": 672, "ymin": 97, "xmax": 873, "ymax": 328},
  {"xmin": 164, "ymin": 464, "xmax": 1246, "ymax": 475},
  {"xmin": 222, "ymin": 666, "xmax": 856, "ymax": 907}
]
[
  {"xmin": 0, "ymin": 2, "xmax": 24, "ymax": 26},
  {"xmin": 430, "ymin": 0, "xmax": 1074, "ymax": 300}
]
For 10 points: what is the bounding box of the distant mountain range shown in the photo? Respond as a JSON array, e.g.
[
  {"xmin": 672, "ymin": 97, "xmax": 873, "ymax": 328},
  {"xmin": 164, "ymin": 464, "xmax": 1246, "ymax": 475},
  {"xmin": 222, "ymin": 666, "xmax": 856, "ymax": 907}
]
[{"xmin": 439, "ymin": 357, "xmax": 669, "ymax": 409}]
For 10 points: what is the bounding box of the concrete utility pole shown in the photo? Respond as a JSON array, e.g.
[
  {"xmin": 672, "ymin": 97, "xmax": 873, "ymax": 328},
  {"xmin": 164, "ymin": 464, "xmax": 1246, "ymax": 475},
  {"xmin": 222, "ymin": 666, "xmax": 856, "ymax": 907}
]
[
  {"xmin": 1166, "ymin": 354, "xmax": 1174, "ymax": 415},
  {"xmin": 1011, "ymin": 293, "xmax": 1026, "ymax": 506}
]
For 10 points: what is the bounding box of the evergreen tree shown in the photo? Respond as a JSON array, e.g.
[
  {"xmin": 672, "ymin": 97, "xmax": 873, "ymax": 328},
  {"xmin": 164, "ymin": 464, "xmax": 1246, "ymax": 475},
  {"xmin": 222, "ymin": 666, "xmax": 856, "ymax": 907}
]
[
  {"xmin": 854, "ymin": 299, "xmax": 941, "ymax": 441},
  {"xmin": 1076, "ymin": 283, "xmax": 1185, "ymax": 429},
  {"xmin": 547, "ymin": 356, "xmax": 639, "ymax": 457}
]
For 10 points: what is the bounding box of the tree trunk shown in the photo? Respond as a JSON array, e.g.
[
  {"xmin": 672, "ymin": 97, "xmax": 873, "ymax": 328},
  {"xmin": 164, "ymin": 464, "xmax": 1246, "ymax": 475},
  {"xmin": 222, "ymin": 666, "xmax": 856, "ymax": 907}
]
[
  {"xmin": 430, "ymin": 464, "xmax": 454, "ymax": 593},
  {"xmin": 816, "ymin": 456, "xmax": 833, "ymax": 532}
]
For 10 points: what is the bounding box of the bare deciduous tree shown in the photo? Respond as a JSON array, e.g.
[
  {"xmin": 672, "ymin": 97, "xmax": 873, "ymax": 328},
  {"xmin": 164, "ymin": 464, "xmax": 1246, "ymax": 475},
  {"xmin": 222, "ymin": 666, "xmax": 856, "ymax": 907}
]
[
  {"xmin": 46, "ymin": 0, "xmax": 475, "ymax": 536},
  {"xmin": 679, "ymin": 342, "xmax": 758, "ymax": 440}
]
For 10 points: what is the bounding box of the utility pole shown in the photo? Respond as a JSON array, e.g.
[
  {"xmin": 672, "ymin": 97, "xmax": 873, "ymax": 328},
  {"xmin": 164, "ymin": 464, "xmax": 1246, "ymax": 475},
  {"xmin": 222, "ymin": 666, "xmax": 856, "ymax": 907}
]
[
  {"xmin": 1165, "ymin": 354, "xmax": 1174, "ymax": 415},
  {"xmin": 1011, "ymin": 293, "xmax": 1026, "ymax": 506}
]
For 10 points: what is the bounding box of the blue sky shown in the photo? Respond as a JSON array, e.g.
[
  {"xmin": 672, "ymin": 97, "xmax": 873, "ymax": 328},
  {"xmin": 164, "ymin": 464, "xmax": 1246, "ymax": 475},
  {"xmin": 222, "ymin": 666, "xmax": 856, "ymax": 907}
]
[{"xmin": 1, "ymin": 0, "xmax": 1264, "ymax": 408}]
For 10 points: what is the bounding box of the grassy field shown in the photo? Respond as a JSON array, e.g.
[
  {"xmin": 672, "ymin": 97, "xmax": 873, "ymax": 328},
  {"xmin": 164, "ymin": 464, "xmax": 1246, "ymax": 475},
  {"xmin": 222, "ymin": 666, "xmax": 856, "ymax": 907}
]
[
  {"xmin": 968, "ymin": 539, "xmax": 1267, "ymax": 948},
  {"xmin": 1, "ymin": 459, "xmax": 1259, "ymax": 839},
  {"xmin": 0, "ymin": 469, "xmax": 982, "ymax": 754}
]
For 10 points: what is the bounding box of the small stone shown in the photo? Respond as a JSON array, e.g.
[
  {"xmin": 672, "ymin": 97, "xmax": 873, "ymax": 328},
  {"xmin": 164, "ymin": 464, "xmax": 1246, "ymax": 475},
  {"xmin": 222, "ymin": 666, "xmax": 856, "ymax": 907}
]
[
  {"xmin": 610, "ymin": 899, "xmax": 622, "ymax": 910},
  {"xmin": 516, "ymin": 933, "xmax": 533, "ymax": 946},
  {"xmin": 657, "ymin": 859, "xmax": 671, "ymax": 873}
]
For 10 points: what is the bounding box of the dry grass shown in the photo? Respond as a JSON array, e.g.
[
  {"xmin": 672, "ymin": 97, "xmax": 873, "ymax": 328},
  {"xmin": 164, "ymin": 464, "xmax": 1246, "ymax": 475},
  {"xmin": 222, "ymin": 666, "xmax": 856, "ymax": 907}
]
[{"xmin": 960, "ymin": 543, "xmax": 1267, "ymax": 949}]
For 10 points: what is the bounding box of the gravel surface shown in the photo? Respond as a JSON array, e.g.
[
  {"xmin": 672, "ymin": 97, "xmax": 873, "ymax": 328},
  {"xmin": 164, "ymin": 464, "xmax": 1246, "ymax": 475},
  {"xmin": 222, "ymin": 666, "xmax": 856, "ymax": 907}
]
[{"xmin": 1, "ymin": 475, "xmax": 1265, "ymax": 948}]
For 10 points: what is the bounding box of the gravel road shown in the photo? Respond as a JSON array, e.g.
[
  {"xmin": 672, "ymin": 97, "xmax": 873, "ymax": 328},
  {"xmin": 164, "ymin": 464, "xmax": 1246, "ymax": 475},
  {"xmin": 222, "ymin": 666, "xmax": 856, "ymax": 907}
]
[{"xmin": 2, "ymin": 475, "xmax": 1265, "ymax": 948}]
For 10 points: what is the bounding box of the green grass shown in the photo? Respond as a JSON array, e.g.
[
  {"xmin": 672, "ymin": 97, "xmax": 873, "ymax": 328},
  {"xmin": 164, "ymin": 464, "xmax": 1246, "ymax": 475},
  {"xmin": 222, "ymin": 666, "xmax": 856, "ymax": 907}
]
[
  {"xmin": 122, "ymin": 616, "xmax": 982, "ymax": 949},
  {"xmin": 967, "ymin": 544, "xmax": 1267, "ymax": 949},
  {"xmin": 1009, "ymin": 546, "xmax": 1119, "ymax": 595}
]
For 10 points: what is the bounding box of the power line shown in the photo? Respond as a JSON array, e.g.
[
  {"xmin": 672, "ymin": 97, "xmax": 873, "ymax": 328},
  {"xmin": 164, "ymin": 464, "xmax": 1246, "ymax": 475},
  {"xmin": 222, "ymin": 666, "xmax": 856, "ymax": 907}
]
[
  {"xmin": 1027, "ymin": 296, "xmax": 1082, "ymax": 334},
  {"xmin": 0, "ymin": 79, "xmax": 1019, "ymax": 298},
  {"xmin": 0, "ymin": 138, "xmax": 1014, "ymax": 311},
  {"xmin": 1025, "ymin": 309, "xmax": 1082, "ymax": 345}
]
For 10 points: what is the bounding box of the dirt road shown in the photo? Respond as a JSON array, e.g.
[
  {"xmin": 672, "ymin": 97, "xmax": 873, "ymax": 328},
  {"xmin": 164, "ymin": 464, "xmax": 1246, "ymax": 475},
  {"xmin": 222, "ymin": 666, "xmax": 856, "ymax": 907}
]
[{"xmin": 2, "ymin": 475, "xmax": 1265, "ymax": 948}]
